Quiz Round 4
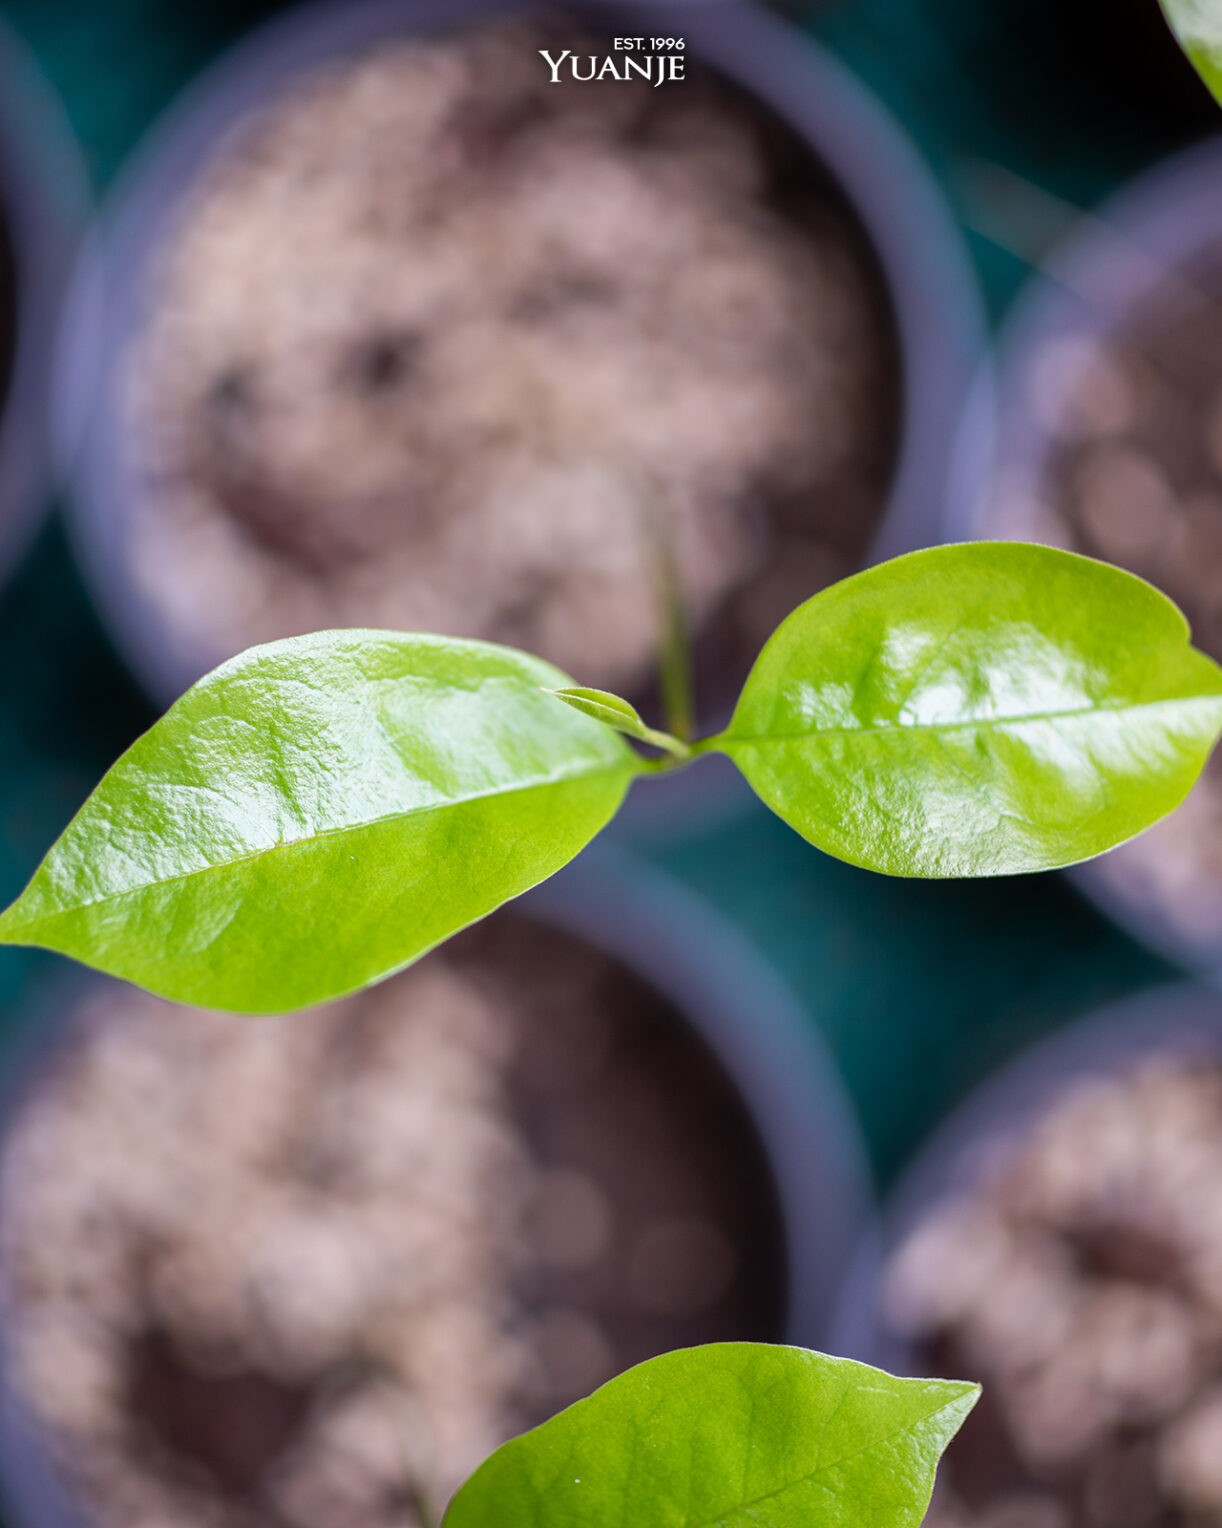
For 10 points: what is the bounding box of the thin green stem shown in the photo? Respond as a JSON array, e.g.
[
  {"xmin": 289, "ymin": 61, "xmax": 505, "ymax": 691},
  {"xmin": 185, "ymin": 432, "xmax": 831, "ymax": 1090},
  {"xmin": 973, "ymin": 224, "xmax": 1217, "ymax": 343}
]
[
  {"xmin": 636, "ymin": 725, "xmax": 724, "ymax": 770},
  {"xmin": 373, "ymin": 1375, "xmax": 437, "ymax": 1528},
  {"xmin": 635, "ymin": 747, "xmax": 695, "ymax": 774},
  {"xmin": 638, "ymin": 483, "xmax": 694, "ymax": 743},
  {"xmin": 638, "ymin": 724, "xmax": 691, "ymax": 760},
  {"xmin": 689, "ymin": 731, "xmax": 727, "ymax": 756},
  {"xmin": 406, "ymin": 1481, "xmax": 437, "ymax": 1528},
  {"xmin": 658, "ymin": 601, "xmax": 694, "ymax": 744}
]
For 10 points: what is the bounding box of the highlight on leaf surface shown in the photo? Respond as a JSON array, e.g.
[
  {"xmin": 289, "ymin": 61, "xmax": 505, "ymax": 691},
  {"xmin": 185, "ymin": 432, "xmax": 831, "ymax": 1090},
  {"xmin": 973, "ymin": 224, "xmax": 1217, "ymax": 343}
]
[
  {"xmin": 1160, "ymin": 0, "xmax": 1222, "ymax": 104},
  {"xmin": 442, "ymin": 1342, "xmax": 978, "ymax": 1528},
  {"xmin": 711, "ymin": 542, "xmax": 1222, "ymax": 877},
  {"xmin": 0, "ymin": 631, "xmax": 638, "ymax": 1013}
]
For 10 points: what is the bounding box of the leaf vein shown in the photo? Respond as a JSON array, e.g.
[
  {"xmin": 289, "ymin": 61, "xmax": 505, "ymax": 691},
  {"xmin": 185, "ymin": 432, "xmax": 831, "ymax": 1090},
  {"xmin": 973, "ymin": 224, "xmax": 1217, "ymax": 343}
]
[
  {"xmin": 680, "ymin": 1393, "xmax": 971, "ymax": 1528},
  {"xmin": 3, "ymin": 762, "xmax": 631, "ymax": 931},
  {"xmin": 724, "ymin": 693, "xmax": 1222, "ymax": 747}
]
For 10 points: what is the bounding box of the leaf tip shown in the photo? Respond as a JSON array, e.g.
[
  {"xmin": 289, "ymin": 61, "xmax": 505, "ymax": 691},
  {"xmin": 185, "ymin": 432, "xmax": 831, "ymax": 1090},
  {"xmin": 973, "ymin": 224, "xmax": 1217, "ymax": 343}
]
[
  {"xmin": 925, "ymin": 1377, "xmax": 981, "ymax": 1443},
  {"xmin": 546, "ymin": 685, "xmax": 644, "ymax": 722}
]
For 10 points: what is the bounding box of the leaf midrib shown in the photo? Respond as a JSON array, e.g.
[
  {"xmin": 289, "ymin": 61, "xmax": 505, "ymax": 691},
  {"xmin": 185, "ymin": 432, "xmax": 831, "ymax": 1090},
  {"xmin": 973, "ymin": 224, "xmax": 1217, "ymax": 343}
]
[
  {"xmin": 1, "ymin": 757, "xmax": 633, "ymax": 932},
  {"xmin": 681, "ymin": 1392, "xmax": 973, "ymax": 1528},
  {"xmin": 720, "ymin": 693, "xmax": 1222, "ymax": 747}
]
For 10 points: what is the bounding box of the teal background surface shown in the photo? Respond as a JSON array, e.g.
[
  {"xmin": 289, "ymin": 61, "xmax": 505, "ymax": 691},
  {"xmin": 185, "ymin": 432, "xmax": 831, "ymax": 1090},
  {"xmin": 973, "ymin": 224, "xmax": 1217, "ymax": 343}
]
[{"xmin": 0, "ymin": 0, "xmax": 1216, "ymax": 1188}]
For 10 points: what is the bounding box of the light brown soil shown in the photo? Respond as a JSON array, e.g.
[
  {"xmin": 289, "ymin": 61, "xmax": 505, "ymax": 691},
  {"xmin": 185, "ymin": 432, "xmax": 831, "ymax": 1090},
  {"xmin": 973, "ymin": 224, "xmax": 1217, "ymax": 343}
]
[
  {"xmin": 127, "ymin": 18, "xmax": 898, "ymax": 718},
  {"xmin": 0, "ymin": 915, "xmax": 784, "ymax": 1528},
  {"xmin": 886, "ymin": 1055, "xmax": 1222, "ymax": 1528}
]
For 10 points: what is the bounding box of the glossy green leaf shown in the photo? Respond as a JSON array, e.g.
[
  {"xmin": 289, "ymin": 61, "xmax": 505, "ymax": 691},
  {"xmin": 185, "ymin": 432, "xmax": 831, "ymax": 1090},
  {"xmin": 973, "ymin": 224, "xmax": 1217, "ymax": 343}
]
[
  {"xmin": 443, "ymin": 1343, "xmax": 977, "ymax": 1528},
  {"xmin": 1161, "ymin": 0, "xmax": 1222, "ymax": 104},
  {"xmin": 0, "ymin": 631, "xmax": 637, "ymax": 1012},
  {"xmin": 712, "ymin": 543, "xmax": 1222, "ymax": 877},
  {"xmin": 548, "ymin": 686, "xmax": 690, "ymax": 757}
]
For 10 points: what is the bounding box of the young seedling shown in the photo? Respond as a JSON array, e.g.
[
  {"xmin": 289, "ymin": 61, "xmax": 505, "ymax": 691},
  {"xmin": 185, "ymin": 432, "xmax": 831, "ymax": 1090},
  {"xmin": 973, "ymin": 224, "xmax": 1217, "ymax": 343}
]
[
  {"xmin": 1, "ymin": 539, "xmax": 1219, "ymax": 1524},
  {"xmin": 5, "ymin": 11, "xmax": 1209, "ymax": 1515},
  {"xmin": 1, "ymin": 541, "xmax": 1217, "ymax": 1011}
]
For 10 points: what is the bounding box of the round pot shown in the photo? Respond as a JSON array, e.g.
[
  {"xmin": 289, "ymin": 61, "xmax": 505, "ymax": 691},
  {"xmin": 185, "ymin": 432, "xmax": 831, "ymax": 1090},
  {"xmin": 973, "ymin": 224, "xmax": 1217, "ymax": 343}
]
[
  {"xmin": 0, "ymin": 18, "xmax": 87, "ymax": 583},
  {"xmin": 832, "ymin": 981, "xmax": 1222, "ymax": 1366},
  {"xmin": 54, "ymin": 0, "xmax": 986, "ymax": 731},
  {"xmin": 0, "ymin": 843, "xmax": 871, "ymax": 1528},
  {"xmin": 830, "ymin": 983, "xmax": 1222, "ymax": 1526},
  {"xmin": 947, "ymin": 135, "xmax": 1222, "ymax": 976}
]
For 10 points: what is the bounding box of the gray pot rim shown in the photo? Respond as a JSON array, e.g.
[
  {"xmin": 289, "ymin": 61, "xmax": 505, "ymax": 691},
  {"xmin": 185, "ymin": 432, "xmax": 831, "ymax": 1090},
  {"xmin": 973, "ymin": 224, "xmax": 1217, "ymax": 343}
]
[
  {"xmin": 945, "ymin": 132, "xmax": 1222, "ymax": 977},
  {"xmin": 0, "ymin": 16, "xmax": 88, "ymax": 585},
  {"xmin": 0, "ymin": 841, "xmax": 872, "ymax": 1528},
  {"xmin": 53, "ymin": 0, "xmax": 986, "ymax": 742},
  {"xmin": 829, "ymin": 980, "xmax": 1222, "ymax": 1375}
]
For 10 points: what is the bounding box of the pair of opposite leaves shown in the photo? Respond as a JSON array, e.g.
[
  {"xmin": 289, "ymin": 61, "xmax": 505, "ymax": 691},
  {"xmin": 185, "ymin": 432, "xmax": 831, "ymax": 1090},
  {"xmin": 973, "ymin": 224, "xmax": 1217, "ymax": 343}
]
[
  {"xmin": 5, "ymin": 21, "xmax": 1216, "ymax": 1512},
  {"xmin": 0, "ymin": 542, "xmax": 1219, "ymax": 1013}
]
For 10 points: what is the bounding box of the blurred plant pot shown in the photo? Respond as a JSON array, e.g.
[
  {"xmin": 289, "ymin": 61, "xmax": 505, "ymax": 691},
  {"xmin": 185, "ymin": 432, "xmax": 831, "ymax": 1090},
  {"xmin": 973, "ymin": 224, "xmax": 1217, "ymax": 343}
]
[
  {"xmin": 830, "ymin": 983, "xmax": 1222, "ymax": 1528},
  {"xmin": 0, "ymin": 19, "xmax": 87, "ymax": 585},
  {"xmin": 949, "ymin": 136, "xmax": 1222, "ymax": 976},
  {"xmin": 53, "ymin": 0, "xmax": 985, "ymax": 828},
  {"xmin": 0, "ymin": 845, "xmax": 871, "ymax": 1528}
]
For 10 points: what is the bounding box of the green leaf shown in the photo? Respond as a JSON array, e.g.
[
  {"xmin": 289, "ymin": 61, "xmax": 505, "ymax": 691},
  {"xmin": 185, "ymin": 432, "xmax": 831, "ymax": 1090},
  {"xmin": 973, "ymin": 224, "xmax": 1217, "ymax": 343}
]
[
  {"xmin": 712, "ymin": 543, "xmax": 1222, "ymax": 877},
  {"xmin": 0, "ymin": 631, "xmax": 637, "ymax": 1012},
  {"xmin": 442, "ymin": 1343, "xmax": 977, "ymax": 1528},
  {"xmin": 548, "ymin": 687, "xmax": 690, "ymax": 758},
  {"xmin": 1160, "ymin": 0, "xmax": 1222, "ymax": 105}
]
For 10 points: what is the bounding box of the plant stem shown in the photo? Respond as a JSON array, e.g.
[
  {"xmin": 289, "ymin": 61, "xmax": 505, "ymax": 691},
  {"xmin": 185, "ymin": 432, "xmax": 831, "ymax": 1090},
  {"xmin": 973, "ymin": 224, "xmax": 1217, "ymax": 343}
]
[
  {"xmin": 407, "ymin": 1482, "xmax": 437, "ymax": 1528},
  {"xmin": 638, "ymin": 723, "xmax": 691, "ymax": 760},
  {"xmin": 636, "ymin": 747, "xmax": 692, "ymax": 773},
  {"xmin": 375, "ymin": 1375, "xmax": 437, "ymax": 1528},
  {"xmin": 659, "ymin": 597, "xmax": 693, "ymax": 743},
  {"xmin": 639, "ymin": 483, "xmax": 694, "ymax": 743}
]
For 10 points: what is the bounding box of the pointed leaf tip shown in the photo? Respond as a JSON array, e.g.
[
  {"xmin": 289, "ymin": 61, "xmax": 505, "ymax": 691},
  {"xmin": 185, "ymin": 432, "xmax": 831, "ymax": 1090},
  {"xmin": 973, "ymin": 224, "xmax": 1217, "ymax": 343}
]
[
  {"xmin": 443, "ymin": 1344, "xmax": 977, "ymax": 1528},
  {"xmin": 548, "ymin": 687, "xmax": 690, "ymax": 758},
  {"xmin": 0, "ymin": 632, "xmax": 635, "ymax": 1011}
]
